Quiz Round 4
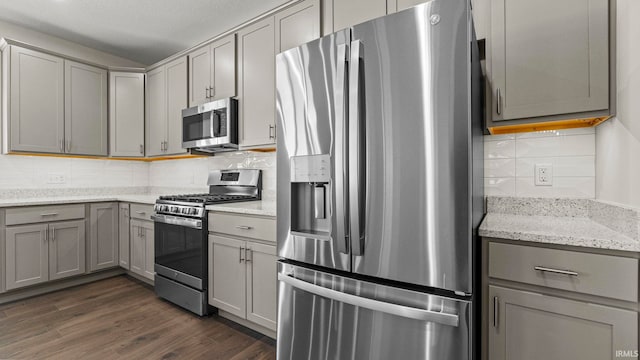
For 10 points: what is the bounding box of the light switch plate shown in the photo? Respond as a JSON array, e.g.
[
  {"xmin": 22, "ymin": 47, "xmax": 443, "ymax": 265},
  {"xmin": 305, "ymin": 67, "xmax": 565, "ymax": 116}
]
[{"xmin": 535, "ymin": 164, "xmax": 553, "ymax": 186}]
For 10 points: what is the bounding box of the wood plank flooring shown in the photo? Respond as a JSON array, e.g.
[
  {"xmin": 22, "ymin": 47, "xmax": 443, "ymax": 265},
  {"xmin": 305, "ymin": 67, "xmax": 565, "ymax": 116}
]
[{"xmin": 0, "ymin": 275, "xmax": 276, "ymax": 360}]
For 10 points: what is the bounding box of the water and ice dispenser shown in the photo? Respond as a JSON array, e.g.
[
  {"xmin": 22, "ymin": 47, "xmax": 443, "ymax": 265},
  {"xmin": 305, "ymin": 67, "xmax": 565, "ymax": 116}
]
[{"xmin": 289, "ymin": 154, "xmax": 332, "ymax": 236}]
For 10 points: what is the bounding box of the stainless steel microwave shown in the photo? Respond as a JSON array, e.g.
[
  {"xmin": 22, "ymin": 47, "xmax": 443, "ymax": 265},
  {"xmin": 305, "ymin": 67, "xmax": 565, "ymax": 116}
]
[{"xmin": 181, "ymin": 98, "xmax": 238, "ymax": 153}]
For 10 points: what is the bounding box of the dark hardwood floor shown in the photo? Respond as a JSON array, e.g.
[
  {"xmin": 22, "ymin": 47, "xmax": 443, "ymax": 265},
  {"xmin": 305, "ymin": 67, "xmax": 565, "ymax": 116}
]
[{"xmin": 0, "ymin": 276, "xmax": 276, "ymax": 360}]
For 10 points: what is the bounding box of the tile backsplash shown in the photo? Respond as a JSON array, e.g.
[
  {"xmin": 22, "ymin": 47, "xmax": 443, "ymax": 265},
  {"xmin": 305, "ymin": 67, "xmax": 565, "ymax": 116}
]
[
  {"xmin": 148, "ymin": 151, "xmax": 277, "ymax": 200},
  {"xmin": 484, "ymin": 128, "xmax": 596, "ymax": 198},
  {"xmin": 0, "ymin": 155, "xmax": 148, "ymax": 189}
]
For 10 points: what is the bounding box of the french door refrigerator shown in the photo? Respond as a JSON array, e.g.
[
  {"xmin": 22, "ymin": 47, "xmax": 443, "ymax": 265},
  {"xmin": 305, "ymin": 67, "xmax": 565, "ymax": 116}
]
[{"xmin": 275, "ymin": 0, "xmax": 484, "ymax": 358}]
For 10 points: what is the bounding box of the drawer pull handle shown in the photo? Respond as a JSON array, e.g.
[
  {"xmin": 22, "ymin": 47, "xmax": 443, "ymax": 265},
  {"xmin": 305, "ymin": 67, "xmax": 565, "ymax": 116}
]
[
  {"xmin": 534, "ymin": 266, "xmax": 579, "ymax": 277},
  {"xmin": 135, "ymin": 211, "xmax": 146, "ymax": 214},
  {"xmin": 40, "ymin": 213, "xmax": 59, "ymax": 216},
  {"xmin": 235, "ymin": 225, "xmax": 253, "ymax": 230}
]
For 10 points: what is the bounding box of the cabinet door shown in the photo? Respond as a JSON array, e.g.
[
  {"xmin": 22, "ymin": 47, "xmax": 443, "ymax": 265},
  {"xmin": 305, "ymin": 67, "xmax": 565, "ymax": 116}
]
[
  {"xmin": 142, "ymin": 221, "xmax": 155, "ymax": 281},
  {"xmin": 188, "ymin": 46, "xmax": 212, "ymax": 107},
  {"xmin": 118, "ymin": 203, "xmax": 130, "ymax": 269},
  {"xmin": 333, "ymin": 0, "xmax": 386, "ymax": 31},
  {"xmin": 490, "ymin": 0, "xmax": 609, "ymax": 121},
  {"xmin": 64, "ymin": 60, "xmax": 108, "ymax": 156},
  {"xmin": 145, "ymin": 66, "xmax": 166, "ymax": 156},
  {"xmin": 275, "ymin": 0, "xmax": 320, "ymax": 53},
  {"xmin": 246, "ymin": 242, "xmax": 277, "ymax": 331},
  {"xmin": 49, "ymin": 220, "xmax": 85, "ymax": 280},
  {"xmin": 109, "ymin": 72, "xmax": 145, "ymax": 157},
  {"xmin": 89, "ymin": 203, "xmax": 118, "ymax": 271},
  {"xmin": 489, "ymin": 285, "xmax": 638, "ymax": 360},
  {"xmin": 129, "ymin": 221, "xmax": 145, "ymax": 276},
  {"xmin": 210, "ymin": 235, "xmax": 246, "ymax": 318},
  {"xmin": 164, "ymin": 57, "xmax": 188, "ymax": 155},
  {"xmin": 211, "ymin": 34, "xmax": 237, "ymax": 100},
  {"xmin": 238, "ymin": 17, "xmax": 276, "ymax": 148},
  {"xmin": 10, "ymin": 46, "xmax": 64, "ymax": 153},
  {"xmin": 5, "ymin": 224, "xmax": 48, "ymax": 290}
]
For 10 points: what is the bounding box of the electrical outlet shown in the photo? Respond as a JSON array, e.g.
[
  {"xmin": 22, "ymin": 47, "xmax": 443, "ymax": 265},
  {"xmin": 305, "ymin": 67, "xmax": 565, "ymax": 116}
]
[
  {"xmin": 47, "ymin": 173, "xmax": 66, "ymax": 184},
  {"xmin": 535, "ymin": 164, "xmax": 553, "ymax": 186}
]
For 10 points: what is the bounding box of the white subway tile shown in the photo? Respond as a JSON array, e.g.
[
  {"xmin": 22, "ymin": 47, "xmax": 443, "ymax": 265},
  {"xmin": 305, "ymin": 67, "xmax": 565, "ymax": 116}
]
[
  {"xmin": 484, "ymin": 139, "xmax": 515, "ymax": 159},
  {"xmin": 515, "ymin": 177, "xmax": 595, "ymax": 198},
  {"xmin": 484, "ymin": 177, "xmax": 516, "ymax": 196},
  {"xmin": 485, "ymin": 159, "xmax": 516, "ymax": 178},
  {"xmin": 515, "ymin": 156, "xmax": 595, "ymax": 177},
  {"xmin": 516, "ymin": 134, "xmax": 595, "ymax": 158},
  {"xmin": 484, "ymin": 134, "xmax": 516, "ymax": 141}
]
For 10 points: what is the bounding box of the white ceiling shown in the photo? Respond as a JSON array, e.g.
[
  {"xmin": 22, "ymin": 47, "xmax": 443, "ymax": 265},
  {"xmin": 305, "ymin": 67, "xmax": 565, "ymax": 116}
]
[{"xmin": 0, "ymin": 0, "xmax": 290, "ymax": 65}]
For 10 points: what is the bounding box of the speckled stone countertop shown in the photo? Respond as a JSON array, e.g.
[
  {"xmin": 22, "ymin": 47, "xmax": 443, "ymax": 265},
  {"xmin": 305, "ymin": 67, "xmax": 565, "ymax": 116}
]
[
  {"xmin": 206, "ymin": 200, "xmax": 276, "ymax": 217},
  {"xmin": 479, "ymin": 197, "xmax": 640, "ymax": 252},
  {"xmin": 0, "ymin": 194, "xmax": 159, "ymax": 207}
]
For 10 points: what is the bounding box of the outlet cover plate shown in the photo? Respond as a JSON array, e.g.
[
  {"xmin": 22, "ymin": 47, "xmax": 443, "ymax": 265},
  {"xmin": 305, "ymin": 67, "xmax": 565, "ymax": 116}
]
[{"xmin": 535, "ymin": 164, "xmax": 553, "ymax": 186}]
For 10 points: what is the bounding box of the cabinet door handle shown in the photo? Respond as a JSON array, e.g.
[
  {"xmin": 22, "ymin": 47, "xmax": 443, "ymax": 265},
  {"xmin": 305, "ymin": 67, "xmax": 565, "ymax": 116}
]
[
  {"xmin": 534, "ymin": 266, "xmax": 579, "ymax": 277},
  {"xmin": 59, "ymin": 139, "xmax": 64, "ymax": 152},
  {"xmin": 493, "ymin": 296, "xmax": 499, "ymax": 328},
  {"xmin": 245, "ymin": 248, "xmax": 252, "ymax": 263},
  {"xmin": 496, "ymin": 88, "xmax": 502, "ymax": 115},
  {"xmin": 210, "ymin": 86, "xmax": 215, "ymax": 98},
  {"xmin": 44, "ymin": 229, "xmax": 48, "ymax": 243},
  {"xmin": 239, "ymin": 247, "xmax": 245, "ymax": 262},
  {"xmin": 235, "ymin": 225, "xmax": 253, "ymax": 230},
  {"xmin": 140, "ymin": 144, "xmax": 144, "ymax": 155},
  {"xmin": 206, "ymin": 87, "xmax": 210, "ymax": 99},
  {"xmin": 269, "ymin": 125, "xmax": 276, "ymax": 139},
  {"xmin": 51, "ymin": 227, "xmax": 55, "ymax": 241},
  {"xmin": 66, "ymin": 140, "xmax": 71, "ymax": 153}
]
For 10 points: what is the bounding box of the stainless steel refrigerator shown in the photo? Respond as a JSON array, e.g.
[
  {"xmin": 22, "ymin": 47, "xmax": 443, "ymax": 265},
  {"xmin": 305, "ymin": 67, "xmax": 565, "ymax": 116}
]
[{"xmin": 275, "ymin": 0, "xmax": 484, "ymax": 358}]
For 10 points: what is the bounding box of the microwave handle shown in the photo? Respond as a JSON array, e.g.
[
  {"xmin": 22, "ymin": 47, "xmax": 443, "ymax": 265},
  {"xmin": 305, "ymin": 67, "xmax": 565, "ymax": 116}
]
[{"xmin": 212, "ymin": 112, "xmax": 222, "ymax": 137}]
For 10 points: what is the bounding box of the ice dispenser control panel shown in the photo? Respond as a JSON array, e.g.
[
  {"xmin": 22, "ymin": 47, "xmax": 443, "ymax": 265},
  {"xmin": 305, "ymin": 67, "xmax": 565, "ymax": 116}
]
[{"xmin": 290, "ymin": 154, "xmax": 331, "ymax": 183}]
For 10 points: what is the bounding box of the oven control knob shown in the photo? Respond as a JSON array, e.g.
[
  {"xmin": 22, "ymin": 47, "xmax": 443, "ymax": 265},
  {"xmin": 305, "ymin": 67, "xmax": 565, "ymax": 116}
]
[
  {"xmin": 182, "ymin": 208, "xmax": 189, "ymax": 214},
  {"xmin": 170, "ymin": 206, "xmax": 178, "ymax": 213},
  {"xmin": 190, "ymin": 208, "xmax": 198, "ymax": 215},
  {"xmin": 161, "ymin": 205, "xmax": 168, "ymax": 212}
]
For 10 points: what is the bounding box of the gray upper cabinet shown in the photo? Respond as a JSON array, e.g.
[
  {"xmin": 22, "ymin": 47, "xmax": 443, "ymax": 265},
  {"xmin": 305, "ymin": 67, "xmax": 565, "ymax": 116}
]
[
  {"xmin": 489, "ymin": 285, "xmax": 637, "ymax": 360},
  {"xmin": 5, "ymin": 45, "xmax": 109, "ymax": 155},
  {"xmin": 165, "ymin": 57, "xmax": 188, "ymax": 155},
  {"xmin": 275, "ymin": 0, "xmax": 321, "ymax": 53},
  {"xmin": 146, "ymin": 57, "xmax": 188, "ymax": 157},
  {"xmin": 394, "ymin": 0, "xmax": 425, "ymax": 12},
  {"xmin": 188, "ymin": 34, "xmax": 236, "ymax": 107},
  {"xmin": 5, "ymin": 224, "xmax": 49, "ymax": 290},
  {"xmin": 64, "ymin": 60, "xmax": 108, "ymax": 156},
  {"xmin": 146, "ymin": 66, "xmax": 166, "ymax": 157},
  {"xmin": 333, "ymin": 0, "xmax": 386, "ymax": 31},
  {"xmin": 89, "ymin": 203, "xmax": 118, "ymax": 271},
  {"xmin": 49, "ymin": 220, "xmax": 86, "ymax": 281},
  {"xmin": 109, "ymin": 72, "xmax": 145, "ymax": 157},
  {"xmin": 488, "ymin": 0, "xmax": 610, "ymax": 124},
  {"xmin": 9, "ymin": 46, "xmax": 64, "ymax": 154},
  {"xmin": 238, "ymin": 17, "xmax": 276, "ymax": 148}
]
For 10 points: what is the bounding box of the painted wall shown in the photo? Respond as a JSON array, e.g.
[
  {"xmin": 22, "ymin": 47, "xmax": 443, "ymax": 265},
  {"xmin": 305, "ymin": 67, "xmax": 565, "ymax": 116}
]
[{"xmin": 595, "ymin": 0, "xmax": 640, "ymax": 209}]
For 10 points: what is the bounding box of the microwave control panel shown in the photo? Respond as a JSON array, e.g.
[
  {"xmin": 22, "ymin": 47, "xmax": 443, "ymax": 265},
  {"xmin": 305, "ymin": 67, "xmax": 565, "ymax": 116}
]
[{"xmin": 290, "ymin": 154, "xmax": 331, "ymax": 183}]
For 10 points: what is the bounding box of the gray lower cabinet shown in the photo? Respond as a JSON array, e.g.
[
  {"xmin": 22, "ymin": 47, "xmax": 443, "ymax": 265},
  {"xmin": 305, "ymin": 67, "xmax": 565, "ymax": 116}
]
[
  {"xmin": 208, "ymin": 234, "xmax": 277, "ymax": 332},
  {"xmin": 489, "ymin": 285, "xmax": 638, "ymax": 360},
  {"xmin": 5, "ymin": 220, "xmax": 86, "ymax": 290},
  {"xmin": 118, "ymin": 203, "xmax": 130, "ymax": 269},
  {"xmin": 88, "ymin": 203, "xmax": 118, "ymax": 271},
  {"xmin": 130, "ymin": 219, "xmax": 154, "ymax": 281}
]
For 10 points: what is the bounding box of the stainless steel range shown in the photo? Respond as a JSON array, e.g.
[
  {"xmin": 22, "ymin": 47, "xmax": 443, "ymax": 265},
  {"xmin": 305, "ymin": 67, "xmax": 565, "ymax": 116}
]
[{"xmin": 152, "ymin": 169, "xmax": 261, "ymax": 315}]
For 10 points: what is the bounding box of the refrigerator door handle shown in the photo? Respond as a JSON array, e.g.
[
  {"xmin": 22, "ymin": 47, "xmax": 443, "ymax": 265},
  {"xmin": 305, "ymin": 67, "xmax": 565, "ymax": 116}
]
[
  {"xmin": 278, "ymin": 273, "xmax": 459, "ymax": 327},
  {"xmin": 335, "ymin": 43, "xmax": 349, "ymax": 255},
  {"xmin": 348, "ymin": 39, "xmax": 365, "ymax": 256}
]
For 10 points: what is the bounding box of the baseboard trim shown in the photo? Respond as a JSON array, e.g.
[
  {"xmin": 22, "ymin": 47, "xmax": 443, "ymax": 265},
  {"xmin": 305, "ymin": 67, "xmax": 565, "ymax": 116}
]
[
  {"xmin": 218, "ymin": 309, "xmax": 277, "ymax": 339},
  {"xmin": 0, "ymin": 268, "xmax": 125, "ymax": 305}
]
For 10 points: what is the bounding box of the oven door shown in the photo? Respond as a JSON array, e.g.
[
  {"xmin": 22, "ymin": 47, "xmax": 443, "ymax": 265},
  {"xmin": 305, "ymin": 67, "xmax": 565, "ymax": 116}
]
[{"xmin": 153, "ymin": 214, "xmax": 206, "ymax": 290}]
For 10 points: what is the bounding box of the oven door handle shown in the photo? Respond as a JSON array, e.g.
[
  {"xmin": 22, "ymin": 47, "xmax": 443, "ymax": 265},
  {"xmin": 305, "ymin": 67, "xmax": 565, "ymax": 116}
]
[{"xmin": 151, "ymin": 214, "xmax": 202, "ymax": 230}]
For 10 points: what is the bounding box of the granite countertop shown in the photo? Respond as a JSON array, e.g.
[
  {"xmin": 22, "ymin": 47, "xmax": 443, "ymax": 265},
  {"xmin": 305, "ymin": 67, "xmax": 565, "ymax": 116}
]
[
  {"xmin": 206, "ymin": 200, "xmax": 276, "ymax": 217},
  {"xmin": 0, "ymin": 194, "xmax": 160, "ymax": 207},
  {"xmin": 479, "ymin": 197, "xmax": 640, "ymax": 253}
]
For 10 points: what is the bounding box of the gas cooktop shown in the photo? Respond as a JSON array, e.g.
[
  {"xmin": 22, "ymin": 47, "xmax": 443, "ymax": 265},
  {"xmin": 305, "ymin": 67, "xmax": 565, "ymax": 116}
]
[{"xmin": 158, "ymin": 193, "xmax": 258, "ymax": 204}]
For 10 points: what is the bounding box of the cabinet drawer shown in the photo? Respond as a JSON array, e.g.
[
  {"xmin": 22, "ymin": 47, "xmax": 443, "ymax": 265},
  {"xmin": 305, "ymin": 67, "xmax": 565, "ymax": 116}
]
[
  {"xmin": 489, "ymin": 242, "xmax": 638, "ymax": 302},
  {"xmin": 129, "ymin": 203, "xmax": 154, "ymax": 221},
  {"xmin": 6, "ymin": 204, "xmax": 85, "ymax": 226},
  {"xmin": 209, "ymin": 212, "xmax": 276, "ymax": 242}
]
